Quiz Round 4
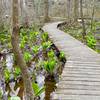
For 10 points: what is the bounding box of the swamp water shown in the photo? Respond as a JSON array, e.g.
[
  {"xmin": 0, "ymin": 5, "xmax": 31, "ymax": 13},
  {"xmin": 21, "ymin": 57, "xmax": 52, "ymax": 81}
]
[{"xmin": 2, "ymin": 49, "xmax": 65, "ymax": 100}]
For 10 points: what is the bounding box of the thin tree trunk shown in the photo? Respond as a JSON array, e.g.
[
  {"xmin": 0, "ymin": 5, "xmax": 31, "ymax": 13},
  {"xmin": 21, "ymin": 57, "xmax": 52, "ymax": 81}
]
[
  {"xmin": 74, "ymin": 0, "xmax": 79, "ymax": 22},
  {"xmin": 80, "ymin": 0, "xmax": 86, "ymax": 42},
  {"xmin": 0, "ymin": 0, "xmax": 4, "ymax": 30},
  {"xmin": 11, "ymin": 0, "xmax": 34, "ymax": 99},
  {"xmin": 23, "ymin": 0, "xmax": 29, "ymax": 27},
  {"xmin": 44, "ymin": 0, "xmax": 49, "ymax": 22},
  {"xmin": 91, "ymin": 0, "xmax": 95, "ymax": 31},
  {"xmin": 67, "ymin": 0, "xmax": 71, "ymax": 22}
]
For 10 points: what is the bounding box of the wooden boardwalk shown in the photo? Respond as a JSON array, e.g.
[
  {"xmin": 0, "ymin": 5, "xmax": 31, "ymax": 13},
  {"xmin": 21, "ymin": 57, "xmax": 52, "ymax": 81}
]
[{"xmin": 43, "ymin": 22, "xmax": 100, "ymax": 100}]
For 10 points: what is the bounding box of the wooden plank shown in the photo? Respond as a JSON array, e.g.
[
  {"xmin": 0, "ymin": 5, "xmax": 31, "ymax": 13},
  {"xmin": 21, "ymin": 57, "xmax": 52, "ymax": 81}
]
[{"xmin": 43, "ymin": 22, "xmax": 100, "ymax": 100}]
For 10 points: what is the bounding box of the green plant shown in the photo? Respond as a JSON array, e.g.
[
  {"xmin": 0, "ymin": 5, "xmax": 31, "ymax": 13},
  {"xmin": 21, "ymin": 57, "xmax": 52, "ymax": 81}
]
[
  {"xmin": 86, "ymin": 33, "xmax": 96, "ymax": 49},
  {"xmin": 20, "ymin": 28, "xmax": 27, "ymax": 37},
  {"xmin": 41, "ymin": 32, "xmax": 48, "ymax": 41},
  {"xmin": 43, "ymin": 59, "xmax": 56, "ymax": 75},
  {"xmin": 10, "ymin": 96, "xmax": 21, "ymax": 100},
  {"xmin": 32, "ymin": 46, "xmax": 40, "ymax": 54},
  {"xmin": 30, "ymin": 31, "xmax": 39, "ymax": 40},
  {"xmin": 20, "ymin": 40, "xmax": 26, "ymax": 49},
  {"xmin": 64, "ymin": 24, "xmax": 97, "ymax": 50},
  {"xmin": 14, "ymin": 66, "xmax": 21, "ymax": 78},
  {"xmin": 42, "ymin": 41, "xmax": 52, "ymax": 49},
  {"xmin": 47, "ymin": 50, "xmax": 55, "ymax": 58},
  {"xmin": 96, "ymin": 49, "xmax": 100, "ymax": 53},
  {"xmin": 22, "ymin": 36, "xmax": 28, "ymax": 42},
  {"xmin": 24, "ymin": 52, "xmax": 32, "ymax": 62},
  {"xmin": 4, "ymin": 69, "xmax": 10, "ymax": 83},
  {"xmin": 59, "ymin": 51, "xmax": 65, "ymax": 59},
  {"xmin": 33, "ymin": 31, "xmax": 39, "ymax": 36},
  {"xmin": 0, "ymin": 33, "xmax": 6, "ymax": 44},
  {"xmin": 0, "ymin": 33, "xmax": 11, "ymax": 45},
  {"xmin": 32, "ymin": 83, "xmax": 45, "ymax": 96},
  {"xmin": 91, "ymin": 21, "xmax": 96, "ymax": 32},
  {"xmin": 0, "ymin": 89, "xmax": 2, "ymax": 99},
  {"xmin": 20, "ymin": 36, "xmax": 28, "ymax": 49}
]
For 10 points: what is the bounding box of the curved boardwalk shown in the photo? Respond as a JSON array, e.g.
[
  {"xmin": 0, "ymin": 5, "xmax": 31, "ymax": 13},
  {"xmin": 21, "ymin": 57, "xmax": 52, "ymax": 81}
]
[{"xmin": 43, "ymin": 22, "xmax": 100, "ymax": 100}]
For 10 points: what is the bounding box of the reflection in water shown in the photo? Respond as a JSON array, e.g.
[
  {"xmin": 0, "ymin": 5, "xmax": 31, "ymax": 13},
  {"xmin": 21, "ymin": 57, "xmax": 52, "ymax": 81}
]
[
  {"xmin": 6, "ymin": 54, "xmax": 13, "ymax": 71},
  {"xmin": 36, "ymin": 74, "xmax": 57, "ymax": 100},
  {"xmin": 16, "ymin": 78, "xmax": 24, "ymax": 100},
  {"xmin": 36, "ymin": 74, "xmax": 45, "ymax": 100},
  {"xmin": 5, "ymin": 52, "xmax": 65, "ymax": 99},
  {"xmin": 45, "ymin": 77, "xmax": 57, "ymax": 100},
  {"xmin": 9, "ymin": 82, "xmax": 20, "ymax": 96}
]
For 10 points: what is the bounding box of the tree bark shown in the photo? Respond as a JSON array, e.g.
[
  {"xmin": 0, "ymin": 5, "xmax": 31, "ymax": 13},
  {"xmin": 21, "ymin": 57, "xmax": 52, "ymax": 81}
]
[
  {"xmin": 91, "ymin": 0, "xmax": 95, "ymax": 31},
  {"xmin": 44, "ymin": 0, "xmax": 49, "ymax": 22},
  {"xmin": 67, "ymin": 0, "xmax": 71, "ymax": 21},
  {"xmin": 11, "ymin": 0, "xmax": 34, "ymax": 99},
  {"xmin": 74, "ymin": 0, "xmax": 79, "ymax": 22},
  {"xmin": 0, "ymin": 0, "xmax": 4, "ymax": 30},
  {"xmin": 80, "ymin": 0, "xmax": 86, "ymax": 42}
]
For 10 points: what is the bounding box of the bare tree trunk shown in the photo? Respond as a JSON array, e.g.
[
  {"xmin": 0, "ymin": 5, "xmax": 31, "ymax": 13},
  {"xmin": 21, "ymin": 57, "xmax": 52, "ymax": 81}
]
[
  {"xmin": 44, "ymin": 0, "xmax": 49, "ymax": 22},
  {"xmin": 20, "ymin": 0, "xmax": 29, "ymax": 27},
  {"xmin": 91, "ymin": 0, "xmax": 95, "ymax": 31},
  {"xmin": 11, "ymin": 0, "xmax": 34, "ymax": 99},
  {"xmin": 67, "ymin": 0, "xmax": 71, "ymax": 22},
  {"xmin": 0, "ymin": 0, "xmax": 4, "ymax": 31},
  {"xmin": 74, "ymin": 0, "xmax": 79, "ymax": 22},
  {"xmin": 80, "ymin": 0, "xmax": 86, "ymax": 42}
]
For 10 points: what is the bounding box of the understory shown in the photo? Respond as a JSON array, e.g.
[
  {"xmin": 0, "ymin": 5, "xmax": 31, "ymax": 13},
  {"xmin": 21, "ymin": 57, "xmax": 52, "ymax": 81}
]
[
  {"xmin": 61, "ymin": 20, "xmax": 100, "ymax": 53},
  {"xmin": 0, "ymin": 26, "xmax": 66, "ymax": 100}
]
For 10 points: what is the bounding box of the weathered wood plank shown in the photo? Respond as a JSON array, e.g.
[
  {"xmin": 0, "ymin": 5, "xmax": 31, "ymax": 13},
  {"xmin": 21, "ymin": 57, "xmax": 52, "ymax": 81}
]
[{"xmin": 43, "ymin": 22, "xmax": 100, "ymax": 100}]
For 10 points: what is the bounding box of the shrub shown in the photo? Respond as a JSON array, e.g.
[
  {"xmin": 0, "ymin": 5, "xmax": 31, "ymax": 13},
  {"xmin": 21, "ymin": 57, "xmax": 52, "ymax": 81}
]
[{"xmin": 86, "ymin": 33, "xmax": 96, "ymax": 49}]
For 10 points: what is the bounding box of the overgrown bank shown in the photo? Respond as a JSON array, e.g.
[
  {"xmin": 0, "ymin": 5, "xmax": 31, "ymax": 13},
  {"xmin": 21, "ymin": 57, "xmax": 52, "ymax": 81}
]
[
  {"xmin": 60, "ymin": 20, "xmax": 100, "ymax": 53},
  {"xmin": 0, "ymin": 26, "xmax": 66, "ymax": 100}
]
